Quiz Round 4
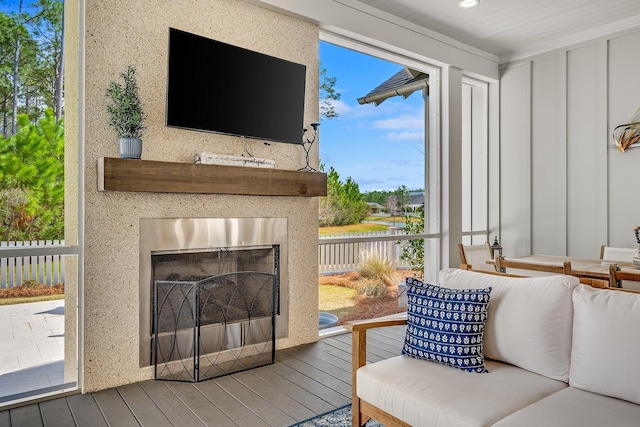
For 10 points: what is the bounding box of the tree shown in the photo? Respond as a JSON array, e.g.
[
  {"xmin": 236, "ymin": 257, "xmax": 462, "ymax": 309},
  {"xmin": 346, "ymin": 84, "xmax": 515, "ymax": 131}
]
[
  {"xmin": 319, "ymin": 62, "xmax": 341, "ymax": 120},
  {"xmin": 11, "ymin": 0, "xmax": 25, "ymax": 135},
  {"xmin": 30, "ymin": 0, "xmax": 64, "ymax": 121},
  {"xmin": 362, "ymin": 190, "xmax": 390, "ymax": 206},
  {"xmin": 319, "ymin": 166, "xmax": 368, "ymax": 226},
  {"xmin": 0, "ymin": 9, "xmax": 35, "ymax": 136},
  {"xmin": 0, "ymin": 108, "xmax": 64, "ymax": 240},
  {"xmin": 0, "ymin": 0, "xmax": 64, "ymax": 135},
  {"xmin": 384, "ymin": 185, "xmax": 410, "ymax": 217},
  {"xmin": 394, "ymin": 185, "xmax": 410, "ymax": 214}
]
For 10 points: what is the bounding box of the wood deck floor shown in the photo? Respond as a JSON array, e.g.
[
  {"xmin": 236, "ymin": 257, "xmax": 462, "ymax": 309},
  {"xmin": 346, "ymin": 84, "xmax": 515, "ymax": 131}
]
[{"xmin": 0, "ymin": 326, "xmax": 405, "ymax": 427}]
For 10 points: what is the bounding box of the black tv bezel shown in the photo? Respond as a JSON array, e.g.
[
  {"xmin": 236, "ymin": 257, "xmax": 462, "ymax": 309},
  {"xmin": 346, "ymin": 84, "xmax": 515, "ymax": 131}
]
[{"xmin": 165, "ymin": 28, "xmax": 307, "ymax": 145}]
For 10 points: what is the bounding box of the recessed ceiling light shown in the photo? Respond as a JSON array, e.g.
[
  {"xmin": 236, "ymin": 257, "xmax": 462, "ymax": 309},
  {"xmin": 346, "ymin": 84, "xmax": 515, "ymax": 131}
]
[{"xmin": 459, "ymin": 0, "xmax": 479, "ymax": 8}]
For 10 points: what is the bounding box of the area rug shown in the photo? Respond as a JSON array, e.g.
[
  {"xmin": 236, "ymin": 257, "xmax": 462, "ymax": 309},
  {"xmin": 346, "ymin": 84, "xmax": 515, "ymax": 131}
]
[{"xmin": 289, "ymin": 404, "xmax": 384, "ymax": 427}]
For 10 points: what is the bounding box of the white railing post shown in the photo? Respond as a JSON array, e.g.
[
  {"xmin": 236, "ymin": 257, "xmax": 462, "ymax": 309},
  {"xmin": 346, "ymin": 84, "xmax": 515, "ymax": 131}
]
[
  {"xmin": 318, "ymin": 229, "xmax": 431, "ymax": 274},
  {"xmin": 1, "ymin": 241, "xmax": 6, "ymax": 289}
]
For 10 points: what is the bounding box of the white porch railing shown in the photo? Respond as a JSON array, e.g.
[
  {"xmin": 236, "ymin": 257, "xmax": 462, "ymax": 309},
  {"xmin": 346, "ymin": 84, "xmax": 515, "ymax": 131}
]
[
  {"xmin": 0, "ymin": 240, "xmax": 66, "ymax": 288},
  {"xmin": 1, "ymin": 231, "xmax": 427, "ymax": 286},
  {"xmin": 319, "ymin": 229, "xmax": 418, "ymax": 274}
]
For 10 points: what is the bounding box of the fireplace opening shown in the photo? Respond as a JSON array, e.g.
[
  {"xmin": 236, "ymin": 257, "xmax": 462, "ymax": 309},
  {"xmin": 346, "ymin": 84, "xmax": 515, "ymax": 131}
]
[
  {"xmin": 152, "ymin": 246, "xmax": 279, "ymax": 381},
  {"xmin": 139, "ymin": 218, "xmax": 289, "ymax": 368}
]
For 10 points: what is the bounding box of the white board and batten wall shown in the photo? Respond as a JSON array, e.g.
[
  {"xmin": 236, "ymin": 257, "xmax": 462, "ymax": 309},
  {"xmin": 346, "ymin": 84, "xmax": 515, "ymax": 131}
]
[{"xmin": 500, "ymin": 29, "xmax": 640, "ymax": 259}]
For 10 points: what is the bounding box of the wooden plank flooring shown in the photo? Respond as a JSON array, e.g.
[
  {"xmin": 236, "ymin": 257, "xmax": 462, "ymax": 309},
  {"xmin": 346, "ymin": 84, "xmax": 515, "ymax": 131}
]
[{"xmin": 0, "ymin": 326, "xmax": 405, "ymax": 427}]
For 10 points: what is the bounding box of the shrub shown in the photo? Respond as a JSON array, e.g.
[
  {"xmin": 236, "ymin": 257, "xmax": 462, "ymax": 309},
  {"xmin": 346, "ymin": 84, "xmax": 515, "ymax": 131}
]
[
  {"xmin": 358, "ymin": 247, "xmax": 398, "ymax": 287},
  {"xmin": 357, "ymin": 280, "xmax": 387, "ymax": 297},
  {"xmin": 0, "ymin": 109, "xmax": 64, "ymax": 240},
  {"xmin": 22, "ymin": 279, "xmax": 40, "ymax": 288}
]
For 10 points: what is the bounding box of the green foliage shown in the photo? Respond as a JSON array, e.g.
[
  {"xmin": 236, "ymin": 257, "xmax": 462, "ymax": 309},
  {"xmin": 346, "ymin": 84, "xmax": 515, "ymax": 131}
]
[
  {"xmin": 362, "ymin": 190, "xmax": 390, "ymax": 205},
  {"xmin": 400, "ymin": 209, "xmax": 425, "ymax": 279},
  {"xmin": 319, "ymin": 62, "xmax": 341, "ymax": 120},
  {"xmin": 395, "ymin": 185, "xmax": 411, "ymax": 210},
  {"xmin": 319, "ymin": 165, "xmax": 368, "ymax": 226},
  {"xmin": 363, "ymin": 187, "xmax": 424, "ymax": 208},
  {"xmin": 105, "ymin": 65, "xmax": 145, "ymax": 139},
  {"xmin": 0, "ymin": 108, "xmax": 64, "ymax": 240}
]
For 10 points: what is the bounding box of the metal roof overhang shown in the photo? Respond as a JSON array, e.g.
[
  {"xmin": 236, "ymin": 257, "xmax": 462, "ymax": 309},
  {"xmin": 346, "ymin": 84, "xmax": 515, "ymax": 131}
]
[{"xmin": 357, "ymin": 79, "xmax": 428, "ymax": 106}]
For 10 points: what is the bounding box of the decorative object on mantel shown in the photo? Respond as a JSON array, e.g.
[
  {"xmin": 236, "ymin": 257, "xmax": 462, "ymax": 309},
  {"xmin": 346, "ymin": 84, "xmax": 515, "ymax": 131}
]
[
  {"xmin": 612, "ymin": 107, "xmax": 640, "ymax": 152},
  {"xmin": 194, "ymin": 152, "xmax": 275, "ymax": 169},
  {"xmin": 105, "ymin": 65, "xmax": 145, "ymax": 159},
  {"xmin": 634, "ymin": 226, "xmax": 640, "ymax": 266},
  {"xmin": 298, "ymin": 123, "xmax": 320, "ymax": 172}
]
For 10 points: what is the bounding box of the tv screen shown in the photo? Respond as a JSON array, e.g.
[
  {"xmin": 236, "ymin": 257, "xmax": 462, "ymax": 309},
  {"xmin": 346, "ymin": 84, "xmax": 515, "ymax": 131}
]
[{"xmin": 166, "ymin": 28, "xmax": 307, "ymax": 145}]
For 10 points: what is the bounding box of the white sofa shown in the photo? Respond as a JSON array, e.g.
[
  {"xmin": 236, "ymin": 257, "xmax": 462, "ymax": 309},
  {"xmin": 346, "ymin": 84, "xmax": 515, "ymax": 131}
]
[{"xmin": 346, "ymin": 268, "xmax": 640, "ymax": 427}]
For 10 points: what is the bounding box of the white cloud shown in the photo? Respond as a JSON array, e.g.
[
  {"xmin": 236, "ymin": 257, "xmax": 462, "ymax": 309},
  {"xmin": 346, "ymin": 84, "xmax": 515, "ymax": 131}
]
[
  {"xmin": 320, "ymin": 98, "xmax": 379, "ymax": 120},
  {"xmin": 386, "ymin": 131, "xmax": 423, "ymax": 141},
  {"xmin": 320, "ymin": 98, "xmax": 352, "ymax": 116},
  {"xmin": 373, "ymin": 113, "xmax": 423, "ymax": 131}
]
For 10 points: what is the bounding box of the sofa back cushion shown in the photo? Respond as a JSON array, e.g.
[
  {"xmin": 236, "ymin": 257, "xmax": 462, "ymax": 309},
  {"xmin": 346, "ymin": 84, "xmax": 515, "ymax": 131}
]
[
  {"xmin": 439, "ymin": 268, "xmax": 579, "ymax": 382},
  {"xmin": 570, "ymin": 285, "xmax": 640, "ymax": 405}
]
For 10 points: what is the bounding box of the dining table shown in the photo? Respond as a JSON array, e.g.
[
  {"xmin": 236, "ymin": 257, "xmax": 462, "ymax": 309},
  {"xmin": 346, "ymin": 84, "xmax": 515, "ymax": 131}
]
[{"xmin": 495, "ymin": 254, "xmax": 640, "ymax": 281}]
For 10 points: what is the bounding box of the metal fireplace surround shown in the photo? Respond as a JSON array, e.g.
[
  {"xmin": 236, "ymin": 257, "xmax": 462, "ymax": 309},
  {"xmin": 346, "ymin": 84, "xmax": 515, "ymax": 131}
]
[{"xmin": 139, "ymin": 217, "xmax": 288, "ymax": 367}]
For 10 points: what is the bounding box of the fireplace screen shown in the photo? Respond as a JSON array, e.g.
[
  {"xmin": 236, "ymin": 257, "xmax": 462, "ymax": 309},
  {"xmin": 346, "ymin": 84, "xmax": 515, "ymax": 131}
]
[
  {"xmin": 139, "ymin": 217, "xmax": 288, "ymax": 369},
  {"xmin": 152, "ymin": 246, "xmax": 278, "ymax": 382}
]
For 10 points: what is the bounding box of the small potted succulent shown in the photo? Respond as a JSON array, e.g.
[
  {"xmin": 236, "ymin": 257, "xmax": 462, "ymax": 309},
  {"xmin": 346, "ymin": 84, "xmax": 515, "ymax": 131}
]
[{"xmin": 105, "ymin": 65, "xmax": 145, "ymax": 159}]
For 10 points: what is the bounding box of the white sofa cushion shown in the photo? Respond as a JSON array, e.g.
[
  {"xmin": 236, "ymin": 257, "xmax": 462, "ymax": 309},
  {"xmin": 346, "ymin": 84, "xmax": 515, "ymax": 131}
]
[
  {"xmin": 570, "ymin": 285, "xmax": 640, "ymax": 405},
  {"xmin": 357, "ymin": 357, "xmax": 567, "ymax": 427},
  {"xmin": 493, "ymin": 387, "xmax": 640, "ymax": 427},
  {"xmin": 439, "ymin": 268, "xmax": 579, "ymax": 381}
]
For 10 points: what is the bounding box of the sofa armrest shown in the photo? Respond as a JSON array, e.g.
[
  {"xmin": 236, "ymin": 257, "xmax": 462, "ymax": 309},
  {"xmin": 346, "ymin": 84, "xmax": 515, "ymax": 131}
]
[
  {"xmin": 344, "ymin": 317, "xmax": 407, "ymax": 371},
  {"xmin": 344, "ymin": 317, "xmax": 408, "ymax": 332},
  {"xmin": 344, "ymin": 317, "xmax": 407, "ymax": 427}
]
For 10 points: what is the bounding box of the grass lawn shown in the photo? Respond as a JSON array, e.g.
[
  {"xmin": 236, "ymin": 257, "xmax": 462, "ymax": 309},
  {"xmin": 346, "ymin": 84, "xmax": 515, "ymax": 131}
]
[
  {"xmin": 318, "ymin": 284, "xmax": 358, "ymax": 319},
  {"xmin": 0, "ymin": 294, "xmax": 64, "ymax": 306},
  {"xmin": 320, "ymin": 222, "xmax": 389, "ymax": 235},
  {"xmin": 364, "ymin": 216, "xmax": 405, "ymax": 222}
]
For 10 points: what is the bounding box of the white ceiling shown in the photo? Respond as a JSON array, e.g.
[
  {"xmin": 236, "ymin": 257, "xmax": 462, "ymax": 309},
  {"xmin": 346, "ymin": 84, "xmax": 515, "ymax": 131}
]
[{"xmin": 355, "ymin": 0, "xmax": 640, "ymax": 62}]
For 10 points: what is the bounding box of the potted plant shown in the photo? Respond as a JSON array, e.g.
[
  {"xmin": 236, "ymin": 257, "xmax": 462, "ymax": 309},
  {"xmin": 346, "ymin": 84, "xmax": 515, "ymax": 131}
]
[{"xmin": 105, "ymin": 65, "xmax": 145, "ymax": 159}]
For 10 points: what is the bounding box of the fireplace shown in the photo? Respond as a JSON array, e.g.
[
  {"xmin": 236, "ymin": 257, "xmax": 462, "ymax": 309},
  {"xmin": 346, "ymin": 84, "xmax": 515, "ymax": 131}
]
[{"xmin": 139, "ymin": 218, "xmax": 288, "ymax": 368}]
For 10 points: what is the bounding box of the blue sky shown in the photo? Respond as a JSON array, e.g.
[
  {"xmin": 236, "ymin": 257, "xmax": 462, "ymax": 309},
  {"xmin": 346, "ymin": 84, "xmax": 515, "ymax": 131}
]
[
  {"xmin": 0, "ymin": 0, "xmax": 31, "ymax": 13},
  {"xmin": 319, "ymin": 41, "xmax": 425, "ymax": 193}
]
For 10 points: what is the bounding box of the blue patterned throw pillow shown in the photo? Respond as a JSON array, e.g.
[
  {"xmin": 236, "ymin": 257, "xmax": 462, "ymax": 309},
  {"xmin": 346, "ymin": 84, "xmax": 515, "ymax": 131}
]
[{"xmin": 402, "ymin": 277, "xmax": 491, "ymax": 373}]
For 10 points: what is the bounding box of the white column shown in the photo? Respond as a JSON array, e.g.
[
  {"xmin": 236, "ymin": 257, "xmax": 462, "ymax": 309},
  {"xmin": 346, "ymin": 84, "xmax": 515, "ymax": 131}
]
[{"xmin": 441, "ymin": 66, "xmax": 464, "ymax": 268}]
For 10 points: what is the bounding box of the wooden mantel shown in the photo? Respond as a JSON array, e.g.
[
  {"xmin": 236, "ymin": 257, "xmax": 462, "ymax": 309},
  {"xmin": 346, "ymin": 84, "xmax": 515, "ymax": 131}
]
[{"xmin": 97, "ymin": 157, "xmax": 327, "ymax": 197}]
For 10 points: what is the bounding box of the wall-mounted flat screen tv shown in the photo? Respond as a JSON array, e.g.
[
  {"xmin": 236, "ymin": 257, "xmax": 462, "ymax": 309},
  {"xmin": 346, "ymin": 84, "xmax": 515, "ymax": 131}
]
[{"xmin": 166, "ymin": 28, "xmax": 306, "ymax": 145}]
